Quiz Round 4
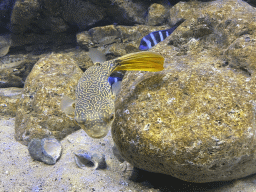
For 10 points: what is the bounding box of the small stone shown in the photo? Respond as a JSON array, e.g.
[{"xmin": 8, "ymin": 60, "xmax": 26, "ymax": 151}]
[
  {"xmin": 120, "ymin": 161, "xmax": 134, "ymax": 175},
  {"xmin": 28, "ymin": 138, "xmax": 43, "ymax": 162},
  {"xmin": 74, "ymin": 149, "xmax": 107, "ymax": 170},
  {"xmin": 74, "ymin": 150, "xmax": 94, "ymax": 168},
  {"xmin": 41, "ymin": 138, "xmax": 62, "ymax": 165},
  {"xmin": 28, "ymin": 137, "xmax": 62, "ymax": 165}
]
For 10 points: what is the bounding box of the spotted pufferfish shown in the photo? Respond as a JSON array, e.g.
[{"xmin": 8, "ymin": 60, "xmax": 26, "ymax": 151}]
[{"xmin": 61, "ymin": 49, "xmax": 164, "ymax": 139}]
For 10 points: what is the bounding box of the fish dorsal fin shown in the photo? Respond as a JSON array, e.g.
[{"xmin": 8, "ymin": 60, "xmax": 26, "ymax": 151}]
[
  {"xmin": 88, "ymin": 48, "xmax": 106, "ymax": 64},
  {"xmin": 114, "ymin": 51, "xmax": 164, "ymax": 72},
  {"xmin": 60, "ymin": 95, "xmax": 75, "ymax": 116}
]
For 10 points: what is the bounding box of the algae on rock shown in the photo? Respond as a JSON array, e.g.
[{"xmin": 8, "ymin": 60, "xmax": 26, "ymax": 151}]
[
  {"xmin": 15, "ymin": 54, "xmax": 82, "ymax": 146},
  {"xmin": 112, "ymin": 0, "xmax": 256, "ymax": 183}
]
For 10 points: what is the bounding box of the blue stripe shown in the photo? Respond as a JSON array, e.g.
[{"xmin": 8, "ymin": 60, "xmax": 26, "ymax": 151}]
[
  {"xmin": 108, "ymin": 76, "xmax": 122, "ymax": 86},
  {"xmin": 150, "ymin": 32, "xmax": 157, "ymax": 46},
  {"xmin": 159, "ymin": 31, "xmax": 164, "ymax": 41}
]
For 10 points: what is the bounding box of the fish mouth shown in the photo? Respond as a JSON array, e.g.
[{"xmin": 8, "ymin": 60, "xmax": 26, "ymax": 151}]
[{"xmin": 77, "ymin": 122, "xmax": 111, "ymax": 139}]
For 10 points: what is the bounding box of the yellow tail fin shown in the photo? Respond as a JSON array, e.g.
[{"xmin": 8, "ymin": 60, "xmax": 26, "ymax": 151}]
[{"xmin": 114, "ymin": 52, "xmax": 164, "ymax": 72}]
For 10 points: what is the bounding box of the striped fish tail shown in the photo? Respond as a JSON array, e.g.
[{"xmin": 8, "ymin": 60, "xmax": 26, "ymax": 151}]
[
  {"xmin": 173, "ymin": 18, "xmax": 186, "ymax": 27},
  {"xmin": 167, "ymin": 18, "xmax": 185, "ymax": 35},
  {"xmin": 114, "ymin": 51, "xmax": 164, "ymax": 72}
]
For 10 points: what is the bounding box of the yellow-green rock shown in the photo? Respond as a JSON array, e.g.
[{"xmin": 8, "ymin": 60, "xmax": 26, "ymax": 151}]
[
  {"xmin": 112, "ymin": 0, "xmax": 256, "ymax": 183},
  {"xmin": 15, "ymin": 53, "xmax": 82, "ymax": 146},
  {"xmin": 147, "ymin": 3, "xmax": 168, "ymax": 26},
  {"xmin": 0, "ymin": 88, "xmax": 23, "ymax": 117}
]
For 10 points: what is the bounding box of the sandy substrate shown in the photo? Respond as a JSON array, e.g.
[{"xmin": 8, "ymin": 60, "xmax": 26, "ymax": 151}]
[{"xmin": 1, "ymin": 116, "xmax": 256, "ymax": 192}]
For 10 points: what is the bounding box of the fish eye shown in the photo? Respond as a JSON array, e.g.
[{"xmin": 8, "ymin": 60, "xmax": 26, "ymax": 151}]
[
  {"xmin": 109, "ymin": 113, "xmax": 114, "ymax": 121},
  {"xmin": 95, "ymin": 62, "xmax": 102, "ymax": 66},
  {"xmin": 141, "ymin": 41, "xmax": 147, "ymax": 46}
]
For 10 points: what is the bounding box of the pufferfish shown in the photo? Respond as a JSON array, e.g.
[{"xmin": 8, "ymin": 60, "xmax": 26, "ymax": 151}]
[{"xmin": 61, "ymin": 49, "xmax": 164, "ymax": 139}]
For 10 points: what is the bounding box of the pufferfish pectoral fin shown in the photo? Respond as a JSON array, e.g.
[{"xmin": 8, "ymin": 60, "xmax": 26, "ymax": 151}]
[
  {"xmin": 60, "ymin": 95, "xmax": 75, "ymax": 116},
  {"xmin": 112, "ymin": 80, "xmax": 122, "ymax": 97},
  {"xmin": 88, "ymin": 48, "xmax": 106, "ymax": 64},
  {"xmin": 108, "ymin": 76, "xmax": 122, "ymax": 97}
]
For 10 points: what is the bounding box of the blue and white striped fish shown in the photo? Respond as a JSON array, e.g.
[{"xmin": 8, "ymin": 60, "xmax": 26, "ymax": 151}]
[{"xmin": 139, "ymin": 19, "xmax": 185, "ymax": 51}]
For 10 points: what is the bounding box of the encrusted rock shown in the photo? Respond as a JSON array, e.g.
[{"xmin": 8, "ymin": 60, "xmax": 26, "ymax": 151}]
[
  {"xmin": 77, "ymin": 24, "xmax": 171, "ymax": 54},
  {"xmin": 0, "ymin": 0, "xmax": 14, "ymax": 33},
  {"xmin": 0, "ymin": 88, "xmax": 23, "ymax": 117},
  {"xmin": 48, "ymin": 17, "xmax": 69, "ymax": 33},
  {"xmin": 61, "ymin": 0, "xmax": 105, "ymax": 30},
  {"xmin": 11, "ymin": 0, "xmax": 40, "ymax": 34},
  {"xmin": 147, "ymin": 3, "xmax": 168, "ymax": 26},
  {"xmin": 0, "ymin": 54, "xmax": 41, "ymax": 88},
  {"xmin": 108, "ymin": 0, "xmax": 147, "ymax": 24},
  {"xmin": 0, "ymin": 34, "xmax": 11, "ymax": 57},
  {"xmin": 57, "ymin": 48, "xmax": 94, "ymax": 71},
  {"xmin": 9, "ymin": 0, "xmax": 152, "ymax": 48},
  {"xmin": 112, "ymin": 0, "xmax": 256, "ymax": 183},
  {"xmin": 15, "ymin": 53, "xmax": 82, "ymax": 146},
  {"xmin": 88, "ymin": 25, "xmax": 120, "ymax": 46}
]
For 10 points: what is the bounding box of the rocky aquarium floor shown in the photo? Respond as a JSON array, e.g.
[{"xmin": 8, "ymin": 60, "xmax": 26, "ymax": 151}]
[{"xmin": 0, "ymin": 116, "xmax": 256, "ymax": 192}]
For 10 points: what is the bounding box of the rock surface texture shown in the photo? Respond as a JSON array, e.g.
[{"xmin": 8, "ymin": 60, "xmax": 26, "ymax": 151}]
[
  {"xmin": 146, "ymin": 3, "xmax": 168, "ymax": 26},
  {"xmin": 112, "ymin": 0, "xmax": 256, "ymax": 183},
  {"xmin": 8, "ymin": 0, "xmax": 151, "ymax": 47},
  {"xmin": 0, "ymin": 88, "xmax": 22, "ymax": 117},
  {"xmin": 15, "ymin": 54, "xmax": 82, "ymax": 146}
]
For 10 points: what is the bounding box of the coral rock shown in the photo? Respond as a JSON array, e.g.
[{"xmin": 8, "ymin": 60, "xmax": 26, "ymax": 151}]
[
  {"xmin": 15, "ymin": 53, "xmax": 82, "ymax": 146},
  {"xmin": 147, "ymin": 3, "xmax": 168, "ymax": 26},
  {"xmin": 112, "ymin": 0, "xmax": 256, "ymax": 183}
]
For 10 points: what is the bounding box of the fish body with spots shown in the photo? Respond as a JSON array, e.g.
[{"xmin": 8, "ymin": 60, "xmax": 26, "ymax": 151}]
[
  {"xmin": 75, "ymin": 61, "xmax": 117, "ymax": 138},
  {"xmin": 61, "ymin": 50, "xmax": 164, "ymax": 138}
]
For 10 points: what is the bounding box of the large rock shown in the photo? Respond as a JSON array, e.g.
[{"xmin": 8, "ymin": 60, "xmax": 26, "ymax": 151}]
[
  {"xmin": 9, "ymin": 0, "xmax": 154, "ymax": 48},
  {"xmin": 0, "ymin": 53, "xmax": 41, "ymax": 88},
  {"xmin": 0, "ymin": 49, "xmax": 93, "ymax": 89},
  {"xmin": 0, "ymin": 0, "xmax": 15, "ymax": 33},
  {"xmin": 60, "ymin": 0, "xmax": 105, "ymax": 30},
  {"xmin": 107, "ymin": 0, "xmax": 147, "ymax": 25},
  {"xmin": 146, "ymin": 3, "xmax": 168, "ymax": 26},
  {"xmin": 11, "ymin": 0, "xmax": 40, "ymax": 34},
  {"xmin": 0, "ymin": 87, "xmax": 23, "ymax": 117},
  {"xmin": 15, "ymin": 53, "xmax": 82, "ymax": 146},
  {"xmin": 112, "ymin": 0, "xmax": 256, "ymax": 183},
  {"xmin": 0, "ymin": 34, "xmax": 11, "ymax": 57},
  {"xmin": 77, "ymin": 24, "xmax": 172, "ymax": 55}
]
